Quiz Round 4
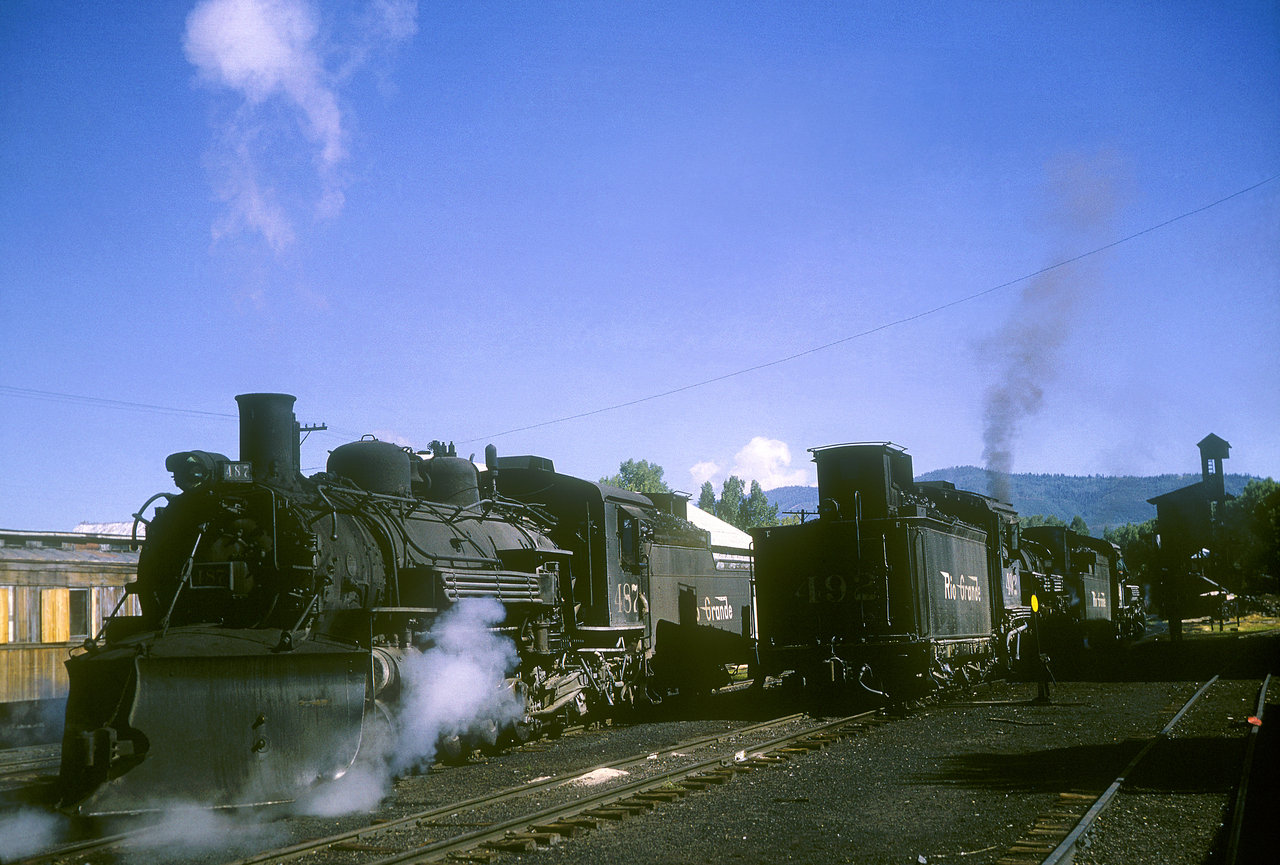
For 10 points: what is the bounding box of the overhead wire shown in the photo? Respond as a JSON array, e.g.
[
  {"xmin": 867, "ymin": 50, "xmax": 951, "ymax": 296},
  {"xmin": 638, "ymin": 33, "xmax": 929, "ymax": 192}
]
[
  {"xmin": 1, "ymin": 172, "xmax": 1275, "ymax": 443},
  {"xmin": 460, "ymin": 171, "xmax": 1280, "ymax": 444}
]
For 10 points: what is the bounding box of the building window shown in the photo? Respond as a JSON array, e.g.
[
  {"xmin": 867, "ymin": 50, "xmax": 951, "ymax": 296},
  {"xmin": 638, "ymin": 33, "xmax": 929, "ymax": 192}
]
[{"xmin": 70, "ymin": 589, "xmax": 90, "ymax": 639}]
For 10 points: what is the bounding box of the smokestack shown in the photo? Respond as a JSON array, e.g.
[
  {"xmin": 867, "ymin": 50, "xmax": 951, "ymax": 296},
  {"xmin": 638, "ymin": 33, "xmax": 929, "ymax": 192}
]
[{"xmin": 235, "ymin": 393, "xmax": 299, "ymax": 486}]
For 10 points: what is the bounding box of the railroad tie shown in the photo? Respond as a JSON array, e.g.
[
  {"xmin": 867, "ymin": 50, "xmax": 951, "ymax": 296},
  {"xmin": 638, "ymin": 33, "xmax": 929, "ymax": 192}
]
[
  {"xmin": 485, "ymin": 835, "xmax": 540, "ymax": 852},
  {"xmin": 994, "ymin": 789, "xmax": 1098, "ymax": 865},
  {"xmin": 586, "ymin": 801, "xmax": 653, "ymax": 820},
  {"xmin": 633, "ymin": 790, "xmax": 686, "ymax": 803},
  {"xmin": 329, "ymin": 840, "xmax": 405, "ymax": 853},
  {"xmin": 529, "ymin": 824, "xmax": 586, "ymax": 839},
  {"xmin": 525, "ymin": 828, "xmax": 565, "ymax": 845},
  {"xmin": 531, "ymin": 820, "xmax": 588, "ymax": 836}
]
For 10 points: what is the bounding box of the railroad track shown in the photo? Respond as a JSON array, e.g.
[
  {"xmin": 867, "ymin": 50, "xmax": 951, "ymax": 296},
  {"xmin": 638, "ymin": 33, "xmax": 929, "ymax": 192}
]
[
  {"xmin": 993, "ymin": 674, "xmax": 1272, "ymax": 865},
  {"xmin": 218, "ymin": 709, "xmax": 880, "ymax": 865},
  {"xmin": 0, "ymin": 745, "xmax": 60, "ymax": 780},
  {"xmin": 1224, "ymin": 673, "xmax": 1272, "ymax": 864},
  {"xmin": 0, "ymin": 744, "xmax": 61, "ymax": 801},
  {"xmin": 10, "ymin": 710, "xmax": 869, "ymax": 865}
]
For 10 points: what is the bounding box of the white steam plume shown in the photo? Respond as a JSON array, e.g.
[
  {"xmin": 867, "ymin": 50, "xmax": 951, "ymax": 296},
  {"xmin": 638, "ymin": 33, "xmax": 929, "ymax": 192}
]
[
  {"xmin": 183, "ymin": 0, "xmax": 418, "ymax": 249},
  {"xmin": 292, "ymin": 596, "xmax": 524, "ymax": 816},
  {"xmin": 391, "ymin": 596, "xmax": 524, "ymax": 774},
  {"xmin": 0, "ymin": 808, "xmax": 61, "ymax": 860},
  {"xmin": 729, "ymin": 437, "xmax": 811, "ymax": 489},
  {"xmin": 123, "ymin": 804, "xmax": 288, "ymax": 856},
  {"xmin": 689, "ymin": 460, "xmax": 720, "ymax": 487}
]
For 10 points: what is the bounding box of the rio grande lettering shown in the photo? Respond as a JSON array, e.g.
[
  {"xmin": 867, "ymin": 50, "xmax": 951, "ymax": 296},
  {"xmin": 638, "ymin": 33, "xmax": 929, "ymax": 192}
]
[
  {"xmin": 700, "ymin": 595, "xmax": 734, "ymax": 622},
  {"xmin": 941, "ymin": 571, "xmax": 982, "ymax": 603}
]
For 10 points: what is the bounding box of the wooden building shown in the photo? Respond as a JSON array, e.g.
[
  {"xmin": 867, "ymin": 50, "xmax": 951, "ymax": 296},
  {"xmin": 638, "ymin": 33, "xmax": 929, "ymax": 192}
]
[{"xmin": 0, "ymin": 528, "xmax": 139, "ymax": 744}]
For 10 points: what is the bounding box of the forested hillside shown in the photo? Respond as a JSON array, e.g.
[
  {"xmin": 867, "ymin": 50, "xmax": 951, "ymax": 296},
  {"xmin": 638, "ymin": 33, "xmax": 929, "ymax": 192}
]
[{"xmin": 767, "ymin": 469, "xmax": 1264, "ymax": 533}]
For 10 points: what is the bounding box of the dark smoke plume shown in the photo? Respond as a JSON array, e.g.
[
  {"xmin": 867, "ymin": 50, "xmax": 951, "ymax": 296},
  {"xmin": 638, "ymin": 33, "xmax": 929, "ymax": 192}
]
[{"xmin": 981, "ymin": 153, "xmax": 1125, "ymax": 502}]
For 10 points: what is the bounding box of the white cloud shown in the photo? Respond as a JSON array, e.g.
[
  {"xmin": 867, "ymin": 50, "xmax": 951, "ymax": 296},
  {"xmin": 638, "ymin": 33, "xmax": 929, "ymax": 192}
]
[
  {"xmin": 688, "ymin": 460, "xmax": 720, "ymax": 486},
  {"xmin": 729, "ymin": 437, "xmax": 812, "ymax": 490},
  {"xmin": 184, "ymin": 0, "xmax": 417, "ymax": 249}
]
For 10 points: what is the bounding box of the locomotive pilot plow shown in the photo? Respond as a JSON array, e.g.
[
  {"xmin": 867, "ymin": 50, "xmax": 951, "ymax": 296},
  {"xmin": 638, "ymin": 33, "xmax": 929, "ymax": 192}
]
[{"xmin": 58, "ymin": 626, "xmax": 368, "ymax": 815}]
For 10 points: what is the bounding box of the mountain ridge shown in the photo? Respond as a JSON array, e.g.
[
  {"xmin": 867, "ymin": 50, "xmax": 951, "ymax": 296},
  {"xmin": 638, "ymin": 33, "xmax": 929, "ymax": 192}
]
[{"xmin": 766, "ymin": 468, "xmax": 1266, "ymax": 532}]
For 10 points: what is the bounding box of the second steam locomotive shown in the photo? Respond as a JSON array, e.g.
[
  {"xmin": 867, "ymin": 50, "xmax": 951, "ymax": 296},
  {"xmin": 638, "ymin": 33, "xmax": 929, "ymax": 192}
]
[{"xmin": 752, "ymin": 442, "xmax": 1143, "ymax": 698}]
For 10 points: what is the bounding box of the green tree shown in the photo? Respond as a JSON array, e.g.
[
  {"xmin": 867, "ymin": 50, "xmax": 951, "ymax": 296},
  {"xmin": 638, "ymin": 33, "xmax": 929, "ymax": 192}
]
[
  {"xmin": 1218, "ymin": 478, "xmax": 1280, "ymax": 593},
  {"xmin": 697, "ymin": 481, "xmax": 716, "ymax": 512},
  {"xmin": 1019, "ymin": 514, "xmax": 1066, "ymax": 529},
  {"xmin": 601, "ymin": 459, "xmax": 670, "ymax": 494},
  {"xmin": 740, "ymin": 480, "xmax": 780, "ymax": 529},
  {"xmin": 1103, "ymin": 518, "xmax": 1160, "ymax": 585},
  {"xmin": 717, "ymin": 476, "xmax": 746, "ymax": 529},
  {"xmin": 1069, "ymin": 515, "xmax": 1090, "ymax": 536}
]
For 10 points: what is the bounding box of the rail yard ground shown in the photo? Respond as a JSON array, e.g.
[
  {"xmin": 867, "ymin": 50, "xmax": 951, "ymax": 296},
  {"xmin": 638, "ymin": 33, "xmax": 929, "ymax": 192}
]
[
  {"xmin": 496, "ymin": 625, "xmax": 1279, "ymax": 865},
  {"xmin": 3, "ymin": 618, "xmax": 1277, "ymax": 865}
]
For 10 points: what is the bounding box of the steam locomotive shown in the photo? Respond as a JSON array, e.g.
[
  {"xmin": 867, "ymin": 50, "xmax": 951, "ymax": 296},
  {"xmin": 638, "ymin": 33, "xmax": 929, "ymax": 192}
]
[
  {"xmin": 1018, "ymin": 524, "xmax": 1146, "ymax": 653},
  {"xmin": 57, "ymin": 394, "xmax": 752, "ymax": 815},
  {"xmin": 58, "ymin": 399, "xmax": 1143, "ymax": 815},
  {"xmin": 751, "ymin": 442, "xmax": 1143, "ymax": 699}
]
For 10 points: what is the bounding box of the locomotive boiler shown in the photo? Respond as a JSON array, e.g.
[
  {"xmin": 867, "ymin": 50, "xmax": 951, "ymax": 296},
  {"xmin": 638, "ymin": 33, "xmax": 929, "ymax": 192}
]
[{"xmin": 57, "ymin": 394, "xmax": 750, "ymax": 815}]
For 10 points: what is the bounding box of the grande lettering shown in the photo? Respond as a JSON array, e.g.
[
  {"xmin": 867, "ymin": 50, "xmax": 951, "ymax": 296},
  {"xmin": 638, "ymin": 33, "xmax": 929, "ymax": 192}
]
[{"xmin": 699, "ymin": 595, "xmax": 734, "ymax": 622}]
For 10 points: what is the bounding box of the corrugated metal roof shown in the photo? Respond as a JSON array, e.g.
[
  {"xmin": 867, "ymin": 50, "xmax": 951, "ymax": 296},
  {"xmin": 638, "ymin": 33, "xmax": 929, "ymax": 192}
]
[
  {"xmin": 0, "ymin": 547, "xmax": 139, "ymax": 565},
  {"xmin": 73, "ymin": 521, "xmax": 145, "ymax": 538},
  {"xmin": 684, "ymin": 504, "xmax": 753, "ymax": 553},
  {"xmin": 0, "ymin": 529, "xmax": 141, "ymax": 565}
]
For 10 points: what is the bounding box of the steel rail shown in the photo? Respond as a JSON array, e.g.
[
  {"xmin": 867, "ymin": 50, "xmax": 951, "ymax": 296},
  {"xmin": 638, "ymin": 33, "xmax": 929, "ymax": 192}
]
[
  {"xmin": 367, "ymin": 711, "xmax": 878, "ymax": 865},
  {"xmin": 1225, "ymin": 672, "xmax": 1272, "ymax": 865},
  {"xmin": 216, "ymin": 711, "xmax": 811, "ymax": 865},
  {"xmin": 10, "ymin": 828, "xmax": 144, "ymax": 865},
  {"xmin": 0, "ymin": 745, "xmax": 59, "ymax": 778},
  {"xmin": 1039, "ymin": 674, "xmax": 1221, "ymax": 865}
]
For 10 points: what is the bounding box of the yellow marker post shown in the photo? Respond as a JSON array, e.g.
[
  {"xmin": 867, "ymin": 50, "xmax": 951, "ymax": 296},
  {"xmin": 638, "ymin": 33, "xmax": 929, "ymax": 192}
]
[{"xmin": 1031, "ymin": 593, "xmax": 1050, "ymax": 703}]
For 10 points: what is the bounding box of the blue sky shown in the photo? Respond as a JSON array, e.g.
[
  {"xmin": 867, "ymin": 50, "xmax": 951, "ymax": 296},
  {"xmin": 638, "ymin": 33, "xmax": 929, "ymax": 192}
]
[{"xmin": 2, "ymin": 1, "xmax": 1277, "ymax": 530}]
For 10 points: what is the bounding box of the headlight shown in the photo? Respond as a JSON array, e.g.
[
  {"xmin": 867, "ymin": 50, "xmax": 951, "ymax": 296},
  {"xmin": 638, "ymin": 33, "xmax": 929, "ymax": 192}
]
[{"xmin": 165, "ymin": 450, "xmax": 229, "ymax": 492}]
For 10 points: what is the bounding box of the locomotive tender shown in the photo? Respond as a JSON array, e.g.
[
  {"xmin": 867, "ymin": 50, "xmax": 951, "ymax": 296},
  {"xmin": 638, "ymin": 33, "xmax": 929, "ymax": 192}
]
[
  {"xmin": 58, "ymin": 394, "xmax": 751, "ymax": 815},
  {"xmin": 751, "ymin": 443, "xmax": 1141, "ymax": 699}
]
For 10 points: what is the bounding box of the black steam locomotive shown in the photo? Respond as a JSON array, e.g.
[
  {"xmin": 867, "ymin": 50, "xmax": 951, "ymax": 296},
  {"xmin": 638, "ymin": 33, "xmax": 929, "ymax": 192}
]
[
  {"xmin": 58, "ymin": 394, "xmax": 751, "ymax": 815},
  {"xmin": 1017, "ymin": 524, "xmax": 1146, "ymax": 653},
  {"xmin": 751, "ymin": 443, "xmax": 1142, "ymax": 699}
]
